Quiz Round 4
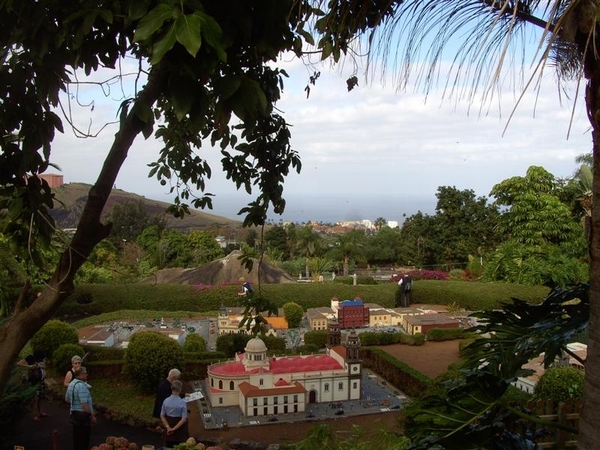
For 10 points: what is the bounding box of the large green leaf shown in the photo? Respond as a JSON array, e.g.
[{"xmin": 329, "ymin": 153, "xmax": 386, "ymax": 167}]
[
  {"xmin": 134, "ymin": 3, "xmax": 174, "ymax": 42},
  {"xmin": 175, "ymin": 14, "xmax": 202, "ymax": 57},
  {"xmin": 196, "ymin": 11, "xmax": 226, "ymax": 62},
  {"xmin": 150, "ymin": 22, "xmax": 177, "ymax": 64}
]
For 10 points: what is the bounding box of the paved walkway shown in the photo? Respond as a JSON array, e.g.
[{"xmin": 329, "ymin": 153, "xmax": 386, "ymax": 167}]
[{"xmin": 2, "ymin": 398, "xmax": 163, "ymax": 450}]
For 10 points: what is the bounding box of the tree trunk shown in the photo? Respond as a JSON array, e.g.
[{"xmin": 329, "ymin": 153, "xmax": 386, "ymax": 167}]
[
  {"xmin": 579, "ymin": 49, "xmax": 600, "ymax": 450},
  {"xmin": 0, "ymin": 64, "xmax": 166, "ymax": 393}
]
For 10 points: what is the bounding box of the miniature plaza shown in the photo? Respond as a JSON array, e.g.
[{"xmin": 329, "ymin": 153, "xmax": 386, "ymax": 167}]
[{"xmin": 191, "ymin": 368, "xmax": 407, "ymax": 430}]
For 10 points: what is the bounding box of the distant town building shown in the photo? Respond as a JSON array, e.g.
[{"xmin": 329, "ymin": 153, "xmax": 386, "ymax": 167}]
[
  {"xmin": 215, "ymin": 235, "xmax": 227, "ymax": 248},
  {"xmin": 206, "ymin": 330, "xmax": 362, "ymax": 417},
  {"xmin": 38, "ymin": 173, "xmax": 64, "ymax": 188}
]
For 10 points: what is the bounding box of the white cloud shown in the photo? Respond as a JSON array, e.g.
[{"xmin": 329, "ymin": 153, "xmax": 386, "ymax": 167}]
[{"xmin": 48, "ymin": 53, "xmax": 590, "ymax": 224}]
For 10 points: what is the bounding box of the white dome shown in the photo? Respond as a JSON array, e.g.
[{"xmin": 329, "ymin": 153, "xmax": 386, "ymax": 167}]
[{"xmin": 245, "ymin": 337, "xmax": 267, "ymax": 353}]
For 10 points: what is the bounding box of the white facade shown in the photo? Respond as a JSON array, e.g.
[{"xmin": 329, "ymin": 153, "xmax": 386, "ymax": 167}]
[{"xmin": 207, "ymin": 336, "xmax": 362, "ymax": 417}]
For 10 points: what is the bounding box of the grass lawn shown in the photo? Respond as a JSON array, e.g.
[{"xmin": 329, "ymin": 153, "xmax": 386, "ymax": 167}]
[{"xmin": 90, "ymin": 377, "xmax": 155, "ymax": 425}]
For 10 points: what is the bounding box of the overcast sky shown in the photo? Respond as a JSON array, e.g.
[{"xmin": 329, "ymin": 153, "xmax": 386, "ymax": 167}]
[{"xmin": 50, "ymin": 46, "xmax": 591, "ymax": 225}]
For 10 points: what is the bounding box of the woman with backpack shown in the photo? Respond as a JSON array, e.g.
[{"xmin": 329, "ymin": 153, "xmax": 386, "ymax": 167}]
[{"xmin": 17, "ymin": 351, "xmax": 49, "ymax": 421}]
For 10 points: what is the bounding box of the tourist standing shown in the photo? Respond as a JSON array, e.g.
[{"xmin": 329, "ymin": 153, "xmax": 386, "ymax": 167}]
[
  {"xmin": 160, "ymin": 380, "xmax": 188, "ymax": 447},
  {"xmin": 64, "ymin": 355, "xmax": 82, "ymax": 386},
  {"xmin": 398, "ymin": 274, "xmax": 413, "ymax": 307},
  {"xmin": 17, "ymin": 352, "xmax": 49, "ymax": 421},
  {"xmin": 153, "ymin": 368, "xmax": 181, "ymax": 419},
  {"xmin": 65, "ymin": 366, "xmax": 96, "ymax": 450}
]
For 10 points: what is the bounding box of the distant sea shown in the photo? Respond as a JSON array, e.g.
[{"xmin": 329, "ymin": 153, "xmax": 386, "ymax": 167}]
[{"xmin": 202, "ymin": 193, "xmax": 437, "ymax": 225}]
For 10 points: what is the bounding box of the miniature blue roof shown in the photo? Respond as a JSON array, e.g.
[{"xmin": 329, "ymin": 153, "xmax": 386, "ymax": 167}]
[{"xmin": 340, "ymin": 300, "xmax": 364, "ymax": 307}]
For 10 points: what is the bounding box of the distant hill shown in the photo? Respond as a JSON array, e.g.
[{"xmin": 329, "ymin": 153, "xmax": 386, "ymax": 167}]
[
  {"xmin": 140, "ymin": 250, "xmax": 296, "ymax": 285},
  {"xmin": 49, "ymin": 182, "xmax": 242, "ymax": 231}
]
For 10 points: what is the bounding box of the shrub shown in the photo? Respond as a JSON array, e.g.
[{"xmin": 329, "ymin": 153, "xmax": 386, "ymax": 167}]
[
  {"xmin": 0, "ymin": 371, "xmax": 37, "ymax": 444},
  {"xmin": 53, "ymin": 343, "xmax": 85, "ymax": 374},
  {"xmin": 282, "ymin": 302, "xmax": 304, "ymax": 328},
  {"xmin": 216, "ymin": 333, "xmax": 252, "ymax": 357},
  {"xmin": 263, "ymin": 335, "xmax": 286, "ymax": 353},
  {"xmin": 398, "ymin": 333, "xmax": 426, "ymax": 345},
  {"xmin": 448, "ymin": 269, "xmax": 467, "ymax": 280},
  {"xmin": 303, "ymin": 330, "xmax": 328, "ymax": 349},
  {"xmin": 30, "ymin": 320, "xmax": 79, "ymax": 357},
  {"xmin": 124, "ymin": 331, "xmax": 184, "ymax": 392},
  {"xmin": 427, "ymin": 328, "xmax": 465, "ymax": 341},
  {"xmin": 534, "ymin": 366, "xmax": 584, "ymax": 403},
  {"xmin": 183, "ymin": 333, "xmax": 206, "ymax": 352},
  {"xmin": 82, "ymin": 345, "xmax": 125, "ymax": 361}
]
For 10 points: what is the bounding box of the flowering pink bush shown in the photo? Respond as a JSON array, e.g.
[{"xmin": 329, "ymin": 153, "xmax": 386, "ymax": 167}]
[
  {"xmin": 390, "ymin": 269, "xmax": 449, "ymax": 283},
  {"xmin": 192, "ymin": 284, "xmax": 214, "ymax": 291}
]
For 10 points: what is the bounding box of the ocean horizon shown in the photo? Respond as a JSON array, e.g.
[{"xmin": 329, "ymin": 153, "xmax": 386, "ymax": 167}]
[{"xmin": 201, "ymin": 193, "xmax": 437, "ymax": 225}]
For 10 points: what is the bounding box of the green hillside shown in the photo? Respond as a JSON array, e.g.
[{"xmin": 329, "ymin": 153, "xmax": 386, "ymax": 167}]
[{"xmin": 49, "ymin": 182, "xmax": 242, "ymax": 231}]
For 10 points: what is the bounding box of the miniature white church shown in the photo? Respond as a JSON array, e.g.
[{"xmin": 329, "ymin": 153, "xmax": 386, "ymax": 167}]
[{"xmin": 206, "ymin": 320, "xmax": 362, "ymax": 417}]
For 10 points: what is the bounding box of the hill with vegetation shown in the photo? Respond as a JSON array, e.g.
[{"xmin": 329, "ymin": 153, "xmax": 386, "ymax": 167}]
[{"xmin": 49, "ymin": 182, "xmax": 242, "ymax": 231}]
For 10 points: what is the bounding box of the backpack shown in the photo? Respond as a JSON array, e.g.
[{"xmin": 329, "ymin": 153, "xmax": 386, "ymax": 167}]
[
  {"xmin": 403, "ymin": 278, "xmax": 412, "ymax": 292},
  {"xmin": 28, "ymin": 366, "xmax": 43, "ymax": 384}
]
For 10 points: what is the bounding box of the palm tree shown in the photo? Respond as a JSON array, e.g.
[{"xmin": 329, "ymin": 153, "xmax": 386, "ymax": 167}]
[
  {"xmin": 294, "ymin": 225, "xmax": 322, "ymax": 278},
  {"xmin": 330, "ymin": 230, "xmax": 365, "ymax": 276},
  {"xmin": 313, "ymin": 1, "xmax": 600, "ymax": 447},
  {"xmin": 374, "ymin": 217, "xmax": 387, "ymax": 231}
]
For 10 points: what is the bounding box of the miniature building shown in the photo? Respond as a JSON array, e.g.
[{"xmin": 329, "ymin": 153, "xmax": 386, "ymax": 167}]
[
  {"xmin": 206, "ymin": 330, "xmax": 362, "ymax": 417},
  {"xmin": 367, "ymin": 306, "xmax": 402, "ymax": 327},
  {"xmin": 337, "ymin": 298, "xmax": 369, "ymax": 329},
  {"xmin": 403, "ymin": 314, "xmax": 460, "ymax": 335},
  {"xmin": 83, "ymin": 329, "xmax": 115, "ymax": 347},
  {"xmin": 306, "ymin": 307, "xmax": 335, "ymax": 330},
  {"xmin": 218, "ymin": 305, "xmax": 288, "ymax": 336},
  {"xmin": 513, "ymin": 343, "xmax": 587, "ymax": 394}
]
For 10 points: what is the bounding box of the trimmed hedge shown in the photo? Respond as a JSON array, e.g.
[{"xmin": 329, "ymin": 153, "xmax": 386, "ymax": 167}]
[
  {"xmin": 426, "ymin": 328, "xmax": 466, "ymax": 341},
  {"xmin": 82, "ymin": 345, "xmax": 126, "ymax": 362},
  {"xmin": 359, "ymin": 332, "xmax": 425, "ymax": 346},
  {"xmin": 361, "ymin": 347, "xmax": 430, "ymax": 398},
  {"xmin": 57, "ymin": 280, "xmax": 550, "ymax": 318}
]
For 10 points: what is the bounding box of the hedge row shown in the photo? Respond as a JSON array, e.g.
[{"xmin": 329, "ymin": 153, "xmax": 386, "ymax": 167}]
[
  {"xmin": 58, "ymin": 281, "xmax": 550, "ymax": 318},
  {"xmin": 359, "ymin": 332, "xmax": 425, "ymax": 346},
  {"xmin": 426, "ymin": 328, "xmax": 466, "ymax": 341},
  {"xmin": 361, "ymin": 347, "xmax": 431, "ymax": 398}
]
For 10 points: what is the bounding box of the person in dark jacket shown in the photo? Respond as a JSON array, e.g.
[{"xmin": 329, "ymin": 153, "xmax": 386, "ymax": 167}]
[
  {"xmin": 397, "ymin": 274, "xmax": 413, "ymax": 307},
  {"xmin": 17, "ymin": 351, "xmax": 49, "ymax": 421},
  {"xmin": 160, "ymin": 379, "xmax": 188, "ymax": 447},
  {"xmin": 152, "ymin": 368, "xmax": 181, "ymax": 419}
]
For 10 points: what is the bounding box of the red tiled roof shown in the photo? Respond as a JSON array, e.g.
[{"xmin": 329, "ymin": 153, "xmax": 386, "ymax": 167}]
[
  {"xmin": 210, "ymin": 354, "xmax": 343, "ymax": 376},
  {"xmin": 238, "ymin": 381, "xmax": 306, "ymax": 397}
]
